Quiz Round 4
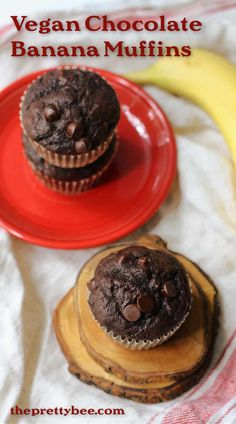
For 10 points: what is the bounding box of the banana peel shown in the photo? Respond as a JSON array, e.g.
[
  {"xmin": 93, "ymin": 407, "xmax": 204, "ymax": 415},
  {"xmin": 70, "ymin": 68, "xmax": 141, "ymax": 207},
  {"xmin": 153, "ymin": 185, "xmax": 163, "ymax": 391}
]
[{"xmin": 125, "ymin": 49, "xmax": 236, "ymax": 169}]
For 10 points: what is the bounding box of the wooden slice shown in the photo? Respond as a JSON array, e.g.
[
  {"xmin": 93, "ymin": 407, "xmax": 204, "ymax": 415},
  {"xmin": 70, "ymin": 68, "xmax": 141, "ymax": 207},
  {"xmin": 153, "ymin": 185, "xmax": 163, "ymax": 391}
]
[
  {"xmin": 54, "ymin": 288, "xmax": 217, "ymax": 403},
  {"xmin": 76, "ymin": 272, "xmax": 207, "ymax": 384},
  {"xmin": 53, "ymin": 234, "xmax": 219, "ymax": 403},
  {"xmin": 74, "ymin": 235, "xmax": 217, "ymax": 384}
]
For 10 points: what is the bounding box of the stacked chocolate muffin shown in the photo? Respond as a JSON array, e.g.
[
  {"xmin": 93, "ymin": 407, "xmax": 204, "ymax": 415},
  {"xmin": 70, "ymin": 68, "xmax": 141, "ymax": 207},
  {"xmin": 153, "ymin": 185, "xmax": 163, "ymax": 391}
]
[{"xmin": 20, "ymin": 68, "xmax": 120, "ymax": 193}]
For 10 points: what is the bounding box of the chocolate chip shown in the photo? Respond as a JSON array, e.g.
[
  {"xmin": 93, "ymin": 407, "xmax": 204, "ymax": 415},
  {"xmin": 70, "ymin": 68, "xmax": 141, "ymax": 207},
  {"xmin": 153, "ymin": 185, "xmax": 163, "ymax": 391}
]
[
  {"xmin": 66, "ymin": 121, "xmax": 85, "ymax": 140},
  {"xmin": 87, "ymin": 279, "xmax": 96, "ymax": 291},
  {"xmin": 75, "ymin": 140, "xmax": 87, "ymax": 154},
  {"xmin": 123, "ymin": 304, "xmax": 141, "ymax": 322},
  {"xmin": 44, "ymin": 105, "xmax": 58, "ymax": 122},
  {"xmin": 137, "ymin": 294, "xmax": 155, "ymax": 313},
  {"xmin": 162, "ymin": 281, "xmax": 177, "ymax": 298},
  {"xmin": 66, "ymin": 122, "xmax": 78, "ymax": 137},
  {"xmin": 137, "ymin": 257, "xmax": 147, "ymax": 267},
  {"xmin": 58, "ymin": 76, "xmax": 67, "ymax": 86},
  {"xmin": 118, "ymin": 255, "xmax": 125, "ymax": 265}
]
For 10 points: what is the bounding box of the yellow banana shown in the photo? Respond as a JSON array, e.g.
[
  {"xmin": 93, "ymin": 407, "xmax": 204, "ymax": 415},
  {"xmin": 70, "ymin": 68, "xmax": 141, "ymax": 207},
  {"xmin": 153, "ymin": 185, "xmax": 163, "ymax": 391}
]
[{"xmin": 125, "ymin": 49, "xmax": 236, "ymax": 169}]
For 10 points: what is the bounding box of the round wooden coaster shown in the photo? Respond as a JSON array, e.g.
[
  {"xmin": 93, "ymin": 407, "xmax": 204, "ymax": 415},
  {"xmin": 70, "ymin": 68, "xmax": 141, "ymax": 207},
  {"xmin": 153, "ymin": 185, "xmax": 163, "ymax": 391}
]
[
  {"xmin": 53, "ymin": 235, "xmax": 219, "ymax": 403},
  {"xmin": 75, "ymin": 273, "xmax": 207, "ymax": 384}
]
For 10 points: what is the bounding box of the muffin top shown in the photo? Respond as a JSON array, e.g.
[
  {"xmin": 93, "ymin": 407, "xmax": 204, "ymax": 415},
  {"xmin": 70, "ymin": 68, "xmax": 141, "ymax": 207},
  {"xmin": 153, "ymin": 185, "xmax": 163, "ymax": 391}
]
[
  {"xmin": 23, "ymin": 133, "xmax": 116, "ymax": 182},
  {"xmin": 88, "ymin": 245, "xmax": 191, "ymax": 342},
  {"xmin": 21, "ymin": 68, "xmax": 120, "ymax": 155}
]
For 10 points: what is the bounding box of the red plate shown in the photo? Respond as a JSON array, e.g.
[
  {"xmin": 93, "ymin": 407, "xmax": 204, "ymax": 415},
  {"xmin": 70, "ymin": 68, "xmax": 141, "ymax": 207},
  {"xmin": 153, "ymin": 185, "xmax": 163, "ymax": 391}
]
[{"xmin": 0, "ymin": 67, "xmax": 176, "ymax": 249}]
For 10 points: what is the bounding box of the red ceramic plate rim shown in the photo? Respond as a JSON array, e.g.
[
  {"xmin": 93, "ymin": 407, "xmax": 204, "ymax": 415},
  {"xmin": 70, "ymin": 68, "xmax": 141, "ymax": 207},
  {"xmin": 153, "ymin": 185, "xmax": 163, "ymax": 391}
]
[{"xmin": 0, "ymin": 66, "xmax": 176, "ymax": 249}]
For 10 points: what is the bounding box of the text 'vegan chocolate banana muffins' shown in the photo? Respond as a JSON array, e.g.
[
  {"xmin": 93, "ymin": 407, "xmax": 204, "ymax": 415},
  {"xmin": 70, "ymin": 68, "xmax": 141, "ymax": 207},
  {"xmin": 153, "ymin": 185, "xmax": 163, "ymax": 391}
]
[
  {"xmin": 88, "ymin": 245, "xmax": 192, "ymax": 350},
  {"xmin": 20, "ymin": 67, "xmax": 120, "ymax": 168}
]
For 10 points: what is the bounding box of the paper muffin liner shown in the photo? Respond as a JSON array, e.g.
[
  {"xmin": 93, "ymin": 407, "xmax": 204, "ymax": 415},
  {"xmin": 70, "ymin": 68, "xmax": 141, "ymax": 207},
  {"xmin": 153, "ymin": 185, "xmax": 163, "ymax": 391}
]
[
  {"xmin": 96, "ymin": 281, "xmax": 193, "ymax": 351},
  {"xmin": 102, "ymin": 308, "xmax": 191, "ymax": 350},
  {"xmin": 24, "ymin": 139, "xmax": 118, "ymax": 195},
  {"xmin": 19, "ymin": 67, "xmax": 117, "ymax": 168}
]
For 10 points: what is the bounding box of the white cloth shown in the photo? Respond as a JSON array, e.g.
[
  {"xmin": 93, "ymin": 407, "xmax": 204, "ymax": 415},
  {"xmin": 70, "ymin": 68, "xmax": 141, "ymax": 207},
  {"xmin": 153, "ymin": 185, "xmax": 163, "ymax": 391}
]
[{"xmin": 1, "ymin": 3, "xmax": 236, "ymax": 423}]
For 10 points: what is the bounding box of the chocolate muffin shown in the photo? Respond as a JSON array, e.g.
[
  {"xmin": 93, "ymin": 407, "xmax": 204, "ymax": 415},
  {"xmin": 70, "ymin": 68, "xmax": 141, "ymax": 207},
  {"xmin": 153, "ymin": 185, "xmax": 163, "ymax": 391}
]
[
  {"xmin": 88, "ymin": 245, "xmax": 192, "ymax": 349},
  {"xmin": 20, "ymin": 68, "xmax": 120, "ymax": 168},
  {"xmin": 23, "ymin": 133, "xmax": 117, "ymax": 193}
]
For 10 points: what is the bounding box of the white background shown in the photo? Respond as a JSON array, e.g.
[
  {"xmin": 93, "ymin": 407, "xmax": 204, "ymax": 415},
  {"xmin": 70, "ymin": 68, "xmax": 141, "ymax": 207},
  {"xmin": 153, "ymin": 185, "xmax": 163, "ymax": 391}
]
[{"xmin": 0, "ymin": 0, "xmax": 198, "ymax": 26}]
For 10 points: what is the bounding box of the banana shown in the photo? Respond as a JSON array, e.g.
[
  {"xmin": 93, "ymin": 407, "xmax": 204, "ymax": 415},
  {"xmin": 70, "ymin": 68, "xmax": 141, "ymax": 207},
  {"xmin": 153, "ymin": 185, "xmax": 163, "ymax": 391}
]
[{"xmin": 125, "ymin": 49, "xmax": 236, "ymax": 169}]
